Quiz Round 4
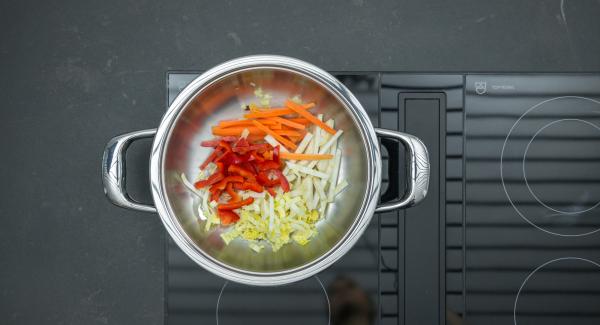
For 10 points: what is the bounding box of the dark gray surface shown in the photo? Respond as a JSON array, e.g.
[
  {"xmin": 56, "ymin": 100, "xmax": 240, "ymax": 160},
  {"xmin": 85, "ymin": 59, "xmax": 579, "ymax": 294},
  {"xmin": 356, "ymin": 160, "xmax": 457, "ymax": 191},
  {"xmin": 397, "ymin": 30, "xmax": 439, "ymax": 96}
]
[{"xmin": 1, "ymin": 0, "xmax": 600, "ymax": 324}]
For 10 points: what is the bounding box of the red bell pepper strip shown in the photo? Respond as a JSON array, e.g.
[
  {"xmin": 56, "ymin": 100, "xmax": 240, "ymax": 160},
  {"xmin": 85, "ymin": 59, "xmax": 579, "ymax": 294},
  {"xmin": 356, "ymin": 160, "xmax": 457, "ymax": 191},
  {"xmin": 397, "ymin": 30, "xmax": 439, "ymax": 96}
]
[
  {"xmin": 200, "ymin": 147, "xmax": 222, "ymax": 170},
  {"xmin": 217, "ymin": 197, "xmax": 254, "ymax": 210},
  {"xmin": 211, "ymin": 175, "xmax": 245, "ymax": 191},
  {"xmin": 210, "ymin": 188, "xmax": 222, "ymax": 202},
  {"xmin": 194, "ymin": 172, "xmax": 224, "ymax": 189},
  {"xmin": 266, "ymin": 187, "xmax": 277, "ymax": 197},
  {"xmin": 213, "ymin": 151, "xmax": 230, "ymax": 164},
  {"xmin": 228, "ymin": 165, "xmax": 256, "ymax": 180},
  {"xmin": 235, "ymin": 137, "xmax": 249, "ymax": 148},
  {"xmin": 226, "ymin": 183, "xmax": 240, "ymax": 202},
  {"xmin": 218, "ymin": 209, "xmax": 239, "ymax": 225},
  {"xmin": 250, "ymin": 151, "xmax": 265, "ymax": 162},
  {"xmin": 200, "ymin": 136, "xmax": 238, "ymax": 147},
  {"xmin": 256, "ymin": 171, "xmax": 279, "ymax": 187},
  {"xmin": 218, "ymin": 140, "xmax": 233, "ymax": 152},
  {"xmin": 273, "ymin": 145, "xmax": 280, "ymax": 164},
  {"xmin": 273, "ymin": 169, "xmax": 290, "ymax": 192},
  {"xmin": 232, "ymin": 143, "xmax": 270, "ymax": 153},
  {"xmin": 233, "ymin": 181, "xmax": 263, "ymax": 193},
  {"xmin": 215, "ymin": 162, "xmax": 226, "ymax": 174},
  {"xmin": 257, "ymin": 160, "xmax": 280, "ymax": 172}
]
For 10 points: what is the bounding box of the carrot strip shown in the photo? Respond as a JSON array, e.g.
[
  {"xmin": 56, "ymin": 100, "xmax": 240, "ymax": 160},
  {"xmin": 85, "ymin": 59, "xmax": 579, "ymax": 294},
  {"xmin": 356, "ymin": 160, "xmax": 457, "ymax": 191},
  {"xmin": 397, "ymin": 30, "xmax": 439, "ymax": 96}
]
[
  {"xmin": 251, "ymin": 120, "xmax": 297, "ymax": 151},
  {"xmin": 212, "ymin": 126, "xmax": 265, "ymax": 136},
  {"xmin": 285, "ymin": 100, "xmax": 336, "ymax": 135},
  {"xmin": 270, "ymin": 117, "xmax": 305, "ymax": 130},
  {"xmin": 289, "ymin": 118, "xmax": 311, "ymax": 125},
  {"xmin": 218, "ymin": 120, "xmax": 254, "ymax": 128},
  {"xmin": 243, "ymin": 103, "xmax": 315, "ymax": 119},
  {"xmin": 275, "ymin": 129, "xmax": 301, "ymax": 137},
  {"xmin": 218, "ymin": 119, "xmax": 277, "ymax": 128},
  {"xmin": 280, "ymin": 152, "xmax": 334, "ymax": 160}
]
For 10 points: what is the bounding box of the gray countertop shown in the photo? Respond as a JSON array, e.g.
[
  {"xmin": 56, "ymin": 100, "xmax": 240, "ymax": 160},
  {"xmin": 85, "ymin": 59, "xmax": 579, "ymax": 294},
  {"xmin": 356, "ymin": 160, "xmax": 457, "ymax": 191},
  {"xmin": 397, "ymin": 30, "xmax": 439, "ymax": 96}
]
[{"xmin": 1, "ymin": 1, "xmax": 599, "ymax": 324}]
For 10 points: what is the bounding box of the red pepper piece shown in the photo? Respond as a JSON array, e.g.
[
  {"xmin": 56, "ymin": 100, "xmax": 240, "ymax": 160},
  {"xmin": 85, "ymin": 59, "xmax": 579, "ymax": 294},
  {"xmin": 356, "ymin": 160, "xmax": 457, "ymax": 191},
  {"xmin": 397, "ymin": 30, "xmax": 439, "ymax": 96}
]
[
  {"xmin": 250, "ymin": 151, "xmax": 265, "ymax": 162},
  {"xmin": 200, "ymin": 147, "xmax": 222, "ymax": 170},
  {"xmin": 213, "ymin": 151, "xmax": 230, "ymax": 164},
  {"xmin": 218, "ymin": 140, "xmax": 233, "ymax": 152},
  {"xmin": 232, "ymin": 143, "xmax": 270, "ymax": 154},
  {"xmin": 215, "ymin": 162, "xmax": 226, "ymax": 174},
  {"xmin": 273, "ymin": 145, "xmax": 280, "ymax": 164},
  {"xmin": 221, "ymin": 136, "xmax": 238, "ymax": 142},
  {"xmin": 257, "ymin": 160, "xmax": 281, "ymax": 172},
  {"xmin": 235, "ymin": 138, "xmax": 249, "ymax": 148},
  {"xmin": 266, "ymin": 187, "xmax": 277, "ymax": 197},
  {"xmin": 233, "ymin": 181, "xmax": 263, "ymax": 193},
  {"xmin": 226, "ymin": 182, "xmax": 240, "ymax": 202},
  {"xmin": 200, "ymin": 137, "xmax": 238, "ymax": 147},
  {"xmin": 210, "ymin": 188, "xmax": 222, "ymax": 202},
  {"xmin": 217, "ymin": 197, "xmax": 254, "ymax": 210},
  {"xmin": 200, "ymin": 140, "xmax": 220, "ymax": 147},
  {"xmin": 211, "ymin": 175, "xmax": 245, "ymax": 191},
  {"xmin": 218, "ymin": 209, "xmax": 239, "ymax": 225},
  {"xmin": 194, "ymin": 172, "xmax": 224, "ymax": 189},
  {"xmin": 274, "ymin": 169, "xmax": 290, "ymax": 192},
  {"xmin": 256, "ymin": 171, "xmax": 277, "ymax": 186},
  {"xmin": 228, "ymin": 165, "xmax": 256, "ymax": 180}
]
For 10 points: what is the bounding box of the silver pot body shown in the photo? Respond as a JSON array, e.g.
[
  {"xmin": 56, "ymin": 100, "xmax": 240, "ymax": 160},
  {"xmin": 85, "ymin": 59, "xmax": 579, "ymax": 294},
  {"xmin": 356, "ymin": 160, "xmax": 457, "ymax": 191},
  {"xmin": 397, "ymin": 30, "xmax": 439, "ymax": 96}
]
[{"xmin": 102, "ymin": 55, "xmax": 429, "ymax": 285}]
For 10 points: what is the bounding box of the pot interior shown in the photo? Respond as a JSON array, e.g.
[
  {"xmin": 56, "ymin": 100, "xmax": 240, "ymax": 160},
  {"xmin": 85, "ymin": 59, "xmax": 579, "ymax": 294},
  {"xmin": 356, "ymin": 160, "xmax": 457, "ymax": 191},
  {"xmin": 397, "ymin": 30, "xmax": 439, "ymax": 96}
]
[{"xmin": 162, "ymin": 67, "xmax": 371, "ymax": 274}]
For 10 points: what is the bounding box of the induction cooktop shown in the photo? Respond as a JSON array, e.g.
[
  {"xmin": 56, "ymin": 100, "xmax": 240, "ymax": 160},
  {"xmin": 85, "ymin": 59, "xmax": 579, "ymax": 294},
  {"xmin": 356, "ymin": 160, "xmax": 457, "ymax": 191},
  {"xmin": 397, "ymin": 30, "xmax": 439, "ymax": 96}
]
[{"xmin": 165, "ymin": 73, "xmax": 600, "ymax": 325}]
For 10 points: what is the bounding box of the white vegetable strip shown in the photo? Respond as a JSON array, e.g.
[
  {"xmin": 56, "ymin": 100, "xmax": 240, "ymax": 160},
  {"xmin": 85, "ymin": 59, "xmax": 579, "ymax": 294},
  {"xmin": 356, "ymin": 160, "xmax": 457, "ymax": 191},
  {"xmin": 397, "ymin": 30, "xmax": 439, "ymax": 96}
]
[
  {"xmin": 180, "ymin": 173, "xmax": 203, "ymax": 198},
  {"xmin": 287, "ymin": 162, "xmax": 329, "ymax": 179},
  {"xmin": 307, "ymin": 130, "xmax": 343, "ymax": 169},
  {"xmin": 241, "ymin": 128, "xmax": 250, "ymax": 139},
  {"xmin": 334, "ymin": 179, "xmax": 349, "ymax": 195},
  {"xmin": 314, "ymin": 178, "xmax": 327, "ymax": 201},
  {"xmin": 180, "ymin": 173, "xmax": 207, "ymax": 220},
  {"xmin": 317, "ymin": 120, "xmax": 335, "ymax": 170},
  {"xmin": 327, "ymin": 149, "xmax": 343, "ymax": 202},
  {"xmin": 295, "ymin": 132, "xmax": 313, "ymax": 154},
  {"xmin": 264, "ymin": 135, "xmax": 289, "ymax": 153}
]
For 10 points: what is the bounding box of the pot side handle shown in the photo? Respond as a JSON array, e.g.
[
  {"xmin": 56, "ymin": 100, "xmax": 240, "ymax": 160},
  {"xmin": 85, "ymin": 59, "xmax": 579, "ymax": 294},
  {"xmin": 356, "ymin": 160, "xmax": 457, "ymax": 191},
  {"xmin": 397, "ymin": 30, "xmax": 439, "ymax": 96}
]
[
  {"xmin": 102, "ymin": 129, "xmax": 157, "ymax": 213},
  {"xmin": 374, "ymin": 128, "xmax": 430, "ymax": 212}
]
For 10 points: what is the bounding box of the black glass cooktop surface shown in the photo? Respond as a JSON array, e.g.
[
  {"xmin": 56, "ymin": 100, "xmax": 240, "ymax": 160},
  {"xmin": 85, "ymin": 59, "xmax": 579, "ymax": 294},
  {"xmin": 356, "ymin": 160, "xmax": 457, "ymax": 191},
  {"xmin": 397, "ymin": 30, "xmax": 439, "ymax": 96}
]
[
  {"xmin": 165, "ymin": 72, "xmax": 600, "ymax": 325},
  {"xmin": 464, "ymin": 75, "xmax": 600, "ymax": 325}
]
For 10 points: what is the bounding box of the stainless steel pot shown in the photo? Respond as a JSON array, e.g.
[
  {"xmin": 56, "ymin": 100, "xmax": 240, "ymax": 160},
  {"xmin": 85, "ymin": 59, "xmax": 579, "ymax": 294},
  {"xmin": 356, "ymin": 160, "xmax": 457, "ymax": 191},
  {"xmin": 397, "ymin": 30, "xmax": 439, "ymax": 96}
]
[{"xmin": 102, "ymin": 55, "xmax": 429, "ymax": 286}]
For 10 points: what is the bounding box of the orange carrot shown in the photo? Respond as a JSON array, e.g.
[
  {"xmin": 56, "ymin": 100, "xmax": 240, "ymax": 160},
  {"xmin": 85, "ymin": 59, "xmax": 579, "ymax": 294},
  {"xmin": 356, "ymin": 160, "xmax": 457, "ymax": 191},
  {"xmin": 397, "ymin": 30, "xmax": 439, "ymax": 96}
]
[
  {"xmin": 251, "ymin": 120, "xmax": 297, "ymax": 150},
  {"xmin": 212, "ymin": 126, "xmax": 265, "ymax": 136},
  {"xmin": 269, "ymin": 123, "xmax": 282, "ymax": 130},
  {"xmin": 218, "ymin": 120, "xmax": 255, "ymax": 128},
  {"xmin": 218, "ymin": 119, "xmax": 277, "ymax": 128},
  {"xmin": 280, "ymin": 152, "xmax": 334, "ymax": 160},
  {"xmin": 243, "ymin": 103, "xmax": 315, "ymax": 119},
  {"xmin": 289, "ymin": 118, "xmax": 311, "ymax": 125},
  {"xmin": 275, "ymin": 129, "xmax": 301, "ymax": 137},
  {"xmin": 285, "ymin": 100, "xmax": 336, "ymax": 135},
  {"xmin": 269, "ymin": 117, "xmax": 305, "ymax": 130}
]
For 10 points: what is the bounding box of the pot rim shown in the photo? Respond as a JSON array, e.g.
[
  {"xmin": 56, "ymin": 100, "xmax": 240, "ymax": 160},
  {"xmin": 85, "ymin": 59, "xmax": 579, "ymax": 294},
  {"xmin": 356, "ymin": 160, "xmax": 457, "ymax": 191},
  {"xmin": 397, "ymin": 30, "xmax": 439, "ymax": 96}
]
[{"xmin": 150, "ymin": 55, "xmax": 382, "ymax": 286}]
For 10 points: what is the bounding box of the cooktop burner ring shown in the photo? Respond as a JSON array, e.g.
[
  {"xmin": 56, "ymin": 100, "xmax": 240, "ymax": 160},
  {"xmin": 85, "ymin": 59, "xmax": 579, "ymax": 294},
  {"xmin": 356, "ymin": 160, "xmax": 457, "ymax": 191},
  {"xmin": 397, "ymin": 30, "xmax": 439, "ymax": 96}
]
[
  {"xmin": 513, "ymin": 257, "xmax": 600, "ymax": 325},
  {"xmin": 523, "ymin": 118, "xmax": 600, "ymax": 215},
  {"xmin": 501, "ymin": 96, "xmax": 600, "ymax": 237},
  {"xmin": 215, "ymin": 276, "xmax": 331, "ymax": 325}
]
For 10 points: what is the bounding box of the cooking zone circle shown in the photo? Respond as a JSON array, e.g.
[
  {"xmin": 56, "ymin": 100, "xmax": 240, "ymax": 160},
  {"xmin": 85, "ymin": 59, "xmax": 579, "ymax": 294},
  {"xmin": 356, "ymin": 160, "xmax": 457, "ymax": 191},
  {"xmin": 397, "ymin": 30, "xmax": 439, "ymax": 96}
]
[
  {"xmin": 216, "ymin": 276, "xmax": 330, "ymax": 325},
  {"xmin": 513, "ymin": 257, "xmax": 600, "ymax": 325},
  {"xmin": 501, "ymin": 96, "xmax": 600, "ymax": 236}
]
